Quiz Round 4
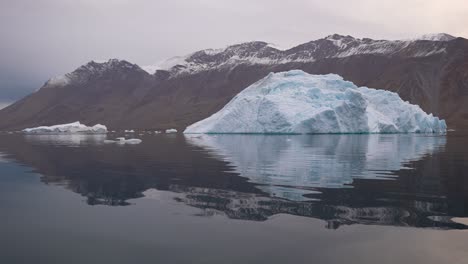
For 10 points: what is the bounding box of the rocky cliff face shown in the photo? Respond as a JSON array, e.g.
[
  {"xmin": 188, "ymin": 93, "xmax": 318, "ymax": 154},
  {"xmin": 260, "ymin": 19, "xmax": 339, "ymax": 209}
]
[{"xmin": 1, "ymin": 34, "xmax": 467, "ymax": 130}]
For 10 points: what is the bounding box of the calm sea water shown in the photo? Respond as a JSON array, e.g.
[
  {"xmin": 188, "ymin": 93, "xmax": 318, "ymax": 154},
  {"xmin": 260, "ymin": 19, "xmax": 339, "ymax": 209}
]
[{"xmin": 0, "ymin": 132, "xmax": 467, "ymax": 264}]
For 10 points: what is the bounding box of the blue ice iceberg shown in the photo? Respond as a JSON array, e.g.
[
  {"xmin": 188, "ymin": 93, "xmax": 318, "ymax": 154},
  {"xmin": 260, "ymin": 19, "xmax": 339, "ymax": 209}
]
[{"xmin": 184, "ymin": 70, "xmax": 446, "ymax": 134}]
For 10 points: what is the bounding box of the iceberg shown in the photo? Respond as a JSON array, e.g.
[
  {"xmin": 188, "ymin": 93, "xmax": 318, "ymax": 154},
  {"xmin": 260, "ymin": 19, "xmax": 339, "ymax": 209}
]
[
  {"xmin": 184, "ymin": 70, "xmax": 447, "ymax": 134},
  {"xmin": 165, "ymin": 129, "xmax": 178, "ymax": 133},
  {"xmin": 23, "ymin": 121, "xmax": 107, "ymax": 134}
]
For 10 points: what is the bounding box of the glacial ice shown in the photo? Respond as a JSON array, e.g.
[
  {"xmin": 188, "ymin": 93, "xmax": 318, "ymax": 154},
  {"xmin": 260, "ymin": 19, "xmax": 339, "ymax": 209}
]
[
  {"xmin": 23, "ymin": 121, "xmax": 107, "ymax": 134},
  {"xmin": 165, "ymin": 129, "xmax": 178, "ymax": 133},
  {"xmin": 184, "ymin": 70, "xmax": 447, "ymax": 134}
]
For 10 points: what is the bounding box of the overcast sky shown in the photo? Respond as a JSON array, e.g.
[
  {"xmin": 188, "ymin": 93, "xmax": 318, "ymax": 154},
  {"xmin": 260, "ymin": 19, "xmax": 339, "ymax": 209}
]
[{"xmin": 1, "ymin": 0, "xmax": 467, "ymax": 104}]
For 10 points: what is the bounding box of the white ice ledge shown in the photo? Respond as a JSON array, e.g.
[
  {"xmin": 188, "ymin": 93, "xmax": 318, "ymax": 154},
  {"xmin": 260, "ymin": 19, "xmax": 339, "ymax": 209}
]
[
  {"xmin": 184, "ymin": 70, "xmax": 447, "ymax": 134},
  {"xmin": 23, "ymin": 121, "xmax": 107, "ymax": 134}
]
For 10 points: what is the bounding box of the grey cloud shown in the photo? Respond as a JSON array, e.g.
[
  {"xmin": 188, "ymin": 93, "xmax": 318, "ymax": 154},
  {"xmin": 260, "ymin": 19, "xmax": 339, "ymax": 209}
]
[{"xmin": 1, "ymin": 0, "xmax": 467, "ymax": 102}]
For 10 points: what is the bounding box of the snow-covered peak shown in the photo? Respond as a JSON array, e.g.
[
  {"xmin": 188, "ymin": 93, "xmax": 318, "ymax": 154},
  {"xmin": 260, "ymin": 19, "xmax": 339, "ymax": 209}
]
[
  {"xmin": 77, "ymin": 59, "xmax": 139, "ymax": 73},
  {"xmin": 41, "ymin": 59, "xmax": 144, "ymax": 89},
  {"xmin": 139, "ymin": 34, "xmax": 456, "ymax": 77},
  {"xmin": 142, "ymin": 41, "xmax": 283, "ymax": 75},
  {"xmin": 412, "ymin": 33, "xmax": 456, "ymax": 42},
  {"xmin": 325, "ymin": 34, "xmax": 357, "ymax": 43},
  {"xmin": 324, "ymin": 34, "xmax": 358, "ymax": 49}
]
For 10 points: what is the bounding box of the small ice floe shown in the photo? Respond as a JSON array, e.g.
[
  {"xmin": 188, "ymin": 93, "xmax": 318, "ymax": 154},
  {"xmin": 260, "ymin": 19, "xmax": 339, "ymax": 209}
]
[
  {"xmin": 104, "ymin": 137, "xmax": 142, "ymax": 145},
  {"xmin": 165, "ymin": 128, "xmax": 177, "ymax": 133},
  {"xmin": 22, "ymin": 121, "xmax": 107, "ymax": 134},
  {"xmin": 124, "ymin": 129, "xmax": 135, "ymax": 133},
  {"xmin": 154, "ymin": 131, "xmax": 161, "ymax": 134}
]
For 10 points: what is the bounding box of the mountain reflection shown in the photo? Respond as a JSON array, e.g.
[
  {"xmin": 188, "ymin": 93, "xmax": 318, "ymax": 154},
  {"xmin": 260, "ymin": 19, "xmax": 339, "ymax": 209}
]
[{"xmin": 0, "ymin": 133, "xmax": 466, "ymax": 229}]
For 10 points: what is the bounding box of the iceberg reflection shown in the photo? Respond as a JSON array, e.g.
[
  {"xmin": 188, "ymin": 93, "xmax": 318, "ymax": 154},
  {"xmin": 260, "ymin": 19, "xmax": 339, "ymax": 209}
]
[
  {"xmin": 186, "ymin": 134, "xmax": 446, "ymax": 200},
  {"xmin": 24, "ymin": 134, "xmax": 107, "ymax": 146}
]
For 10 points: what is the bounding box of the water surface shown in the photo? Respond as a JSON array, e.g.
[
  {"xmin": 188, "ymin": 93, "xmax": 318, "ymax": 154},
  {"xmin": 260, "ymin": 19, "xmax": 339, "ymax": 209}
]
[{"xmin": 0, "ymin": 133, "xmax": 467, "ymax": 263}]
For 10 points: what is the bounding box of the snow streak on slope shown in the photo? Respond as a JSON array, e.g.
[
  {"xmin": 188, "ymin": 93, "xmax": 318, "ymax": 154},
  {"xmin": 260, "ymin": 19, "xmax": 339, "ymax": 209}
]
[{"xmin": 142, "ymin": 34, "xmax": 456, "ymax": 76}]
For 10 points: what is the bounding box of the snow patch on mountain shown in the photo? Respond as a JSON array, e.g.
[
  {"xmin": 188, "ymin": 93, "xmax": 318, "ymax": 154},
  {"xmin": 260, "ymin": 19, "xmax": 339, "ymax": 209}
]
[
  {"xmin": 184, "ymin": 70, "xmax": 447, "ymax": 134},
  {"xmin": 142, "ymin": 55, "xmax": 191, "ymax": 74},
  {"xmin": 266, "ymin": 42, "xmax": 295, "ymax": 51},
  {"xmin": 412, "ymin": 33, "xmax": 456, "ymax": 42},
  {"xmin": 43, "ymin": 75, "xmax": 71, "ymax": 88}
]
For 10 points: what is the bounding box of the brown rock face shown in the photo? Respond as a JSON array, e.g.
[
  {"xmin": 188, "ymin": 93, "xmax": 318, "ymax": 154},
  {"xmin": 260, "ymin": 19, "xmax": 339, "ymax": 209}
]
[{"xmin": 0, "ymin": 35, "xmax": 467, "ymax": 131}]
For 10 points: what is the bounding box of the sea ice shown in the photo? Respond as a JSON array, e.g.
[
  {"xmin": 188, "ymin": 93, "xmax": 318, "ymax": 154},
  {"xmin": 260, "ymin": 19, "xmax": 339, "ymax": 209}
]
[
  {"xmin": 23, "ymin": 121, "xmax": 107, "ymax": 134},
  {"xmin": 184, "ymin": 70, "xmax": 447, "ymax": 134}
]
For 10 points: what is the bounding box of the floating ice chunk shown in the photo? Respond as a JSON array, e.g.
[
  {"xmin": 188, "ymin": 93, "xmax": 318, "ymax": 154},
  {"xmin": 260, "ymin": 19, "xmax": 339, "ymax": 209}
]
[
  {"xmin": 184, "ymin": 70, "xmax": 447, "ymax": 134},
  {"xmin": 23, "ymin": 121, "xmax": 107, "ymax": 134},
  {"xmin": 104, "ymin": 137, "xmax": 142, "ymax": 144},
  {"xmin": 124, "ymin": 130, "xmax": 135, "ymax": 133},
  {"xmin": 165, "ymin": 129, "xmax": 178, "ymax": 133},
  {"xmin": 122, "ymin": 139, "xmax": 142, "ymax": 144}
]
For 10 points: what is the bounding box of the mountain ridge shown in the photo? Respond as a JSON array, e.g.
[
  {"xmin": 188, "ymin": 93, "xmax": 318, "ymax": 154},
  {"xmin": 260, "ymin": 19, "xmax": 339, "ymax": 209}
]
[{"xmin": 141, "ymin": 33, "xmax": 458, "ymax": 75}]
